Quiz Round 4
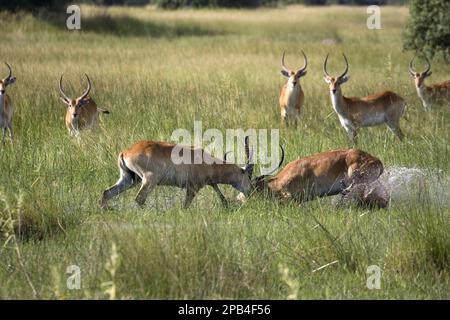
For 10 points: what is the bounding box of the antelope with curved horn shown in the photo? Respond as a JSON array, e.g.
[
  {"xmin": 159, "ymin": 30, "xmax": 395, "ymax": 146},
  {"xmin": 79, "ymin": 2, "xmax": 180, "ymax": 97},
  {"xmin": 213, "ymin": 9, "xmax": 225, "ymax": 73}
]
[
  {"xmin": 409, "ymin": 56, "xmax": 450, "ymax": 111},
  {"xmin": 254, "ymin": 148, "xmax": 384, "ymax": 205},
  {"xmin": 323, "ymin": 54, "xmax": 406, "ymax": 143},
  {"xmin": 100, "ymin": 137, "xmax": 255, "ymax": 209},
  {"xmin": 59, "ymin": 74, "xmax": 109, "ymax": 137},
  {"xmin": 0, "ymin": 63, "xmax": 16, "ymax": 144},
  {"xmin": 279, "ymin": 50, "xmax": 307, "ymax": 127},
  {"xmin": 236, "ymin": 142, "xmax": 285, "ymax": 203}
]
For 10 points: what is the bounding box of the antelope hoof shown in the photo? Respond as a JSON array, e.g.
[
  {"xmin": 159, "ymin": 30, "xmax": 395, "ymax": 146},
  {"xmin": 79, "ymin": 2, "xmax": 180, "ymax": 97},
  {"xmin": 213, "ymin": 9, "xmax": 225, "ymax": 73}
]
[
  {"xmin": 100, "ymin": 201, "xmax": 111, "ymax": 211},
  {"xmin": 135, "ymin": 200, "xmax": 146, "ymax": 209}
]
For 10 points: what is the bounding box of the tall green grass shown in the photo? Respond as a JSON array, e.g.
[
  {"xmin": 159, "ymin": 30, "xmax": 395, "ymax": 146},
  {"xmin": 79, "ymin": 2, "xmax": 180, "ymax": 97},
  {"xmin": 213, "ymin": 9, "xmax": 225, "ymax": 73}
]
[{"xmin": 0, "ymin": 5, "xmax": 449, "ymax": 299}]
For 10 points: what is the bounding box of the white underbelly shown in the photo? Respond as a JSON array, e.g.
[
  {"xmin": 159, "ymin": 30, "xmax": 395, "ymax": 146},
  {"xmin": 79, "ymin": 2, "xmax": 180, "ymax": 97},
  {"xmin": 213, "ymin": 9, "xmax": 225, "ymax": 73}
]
[
  {"xmin": 338, "ymin": 115, "xmax": 353, "ymax": 129},
  {"xmin": 317, "ymin": 181, "xmax": 343, "ymax": 196},
  {"xmin": 283, "ymin": 86, "xmax": 301, "ymax": 118},
  {"xmin": 283, "ymin": 107, "xmax": 300, "ymax": 118},
  {"xmin": 312, "ymin": 173, "xmax": 347, "ymax": 197},
  {"xmin": 361, "ymin": 112, "xmax": 386, "ymax": 126},
  {"xmin": 0, "ymin": 95, "xmax": 4, "ymax": 127}
]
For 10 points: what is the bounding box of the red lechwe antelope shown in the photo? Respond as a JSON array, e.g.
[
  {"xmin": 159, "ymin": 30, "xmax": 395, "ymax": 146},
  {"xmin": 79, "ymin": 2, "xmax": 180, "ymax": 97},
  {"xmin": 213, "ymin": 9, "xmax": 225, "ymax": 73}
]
[
  {"xmin": 0, "ymin": 63, "xmax": 16, "ymax": 144},
  {"xmin": 409, "ymin": 56, "xmax": 450, "ymax": 111},
  {"xmin": 100, "ymin": 138, "xmax": 255, "ymax": 209},
  {"xmin": 279, "ymin": 50, "xmax": 307, "ymax": 126},
  {"xmin": 323, "ymin": 54, "xmax": 406, "ymax": 143},
  {"xmin": 59, "ymin": 74, "xmax": 109, "ymax": 137},
  {"xmin": 254, "ymin": 148, "xmax": 384, "ymax": 204}
]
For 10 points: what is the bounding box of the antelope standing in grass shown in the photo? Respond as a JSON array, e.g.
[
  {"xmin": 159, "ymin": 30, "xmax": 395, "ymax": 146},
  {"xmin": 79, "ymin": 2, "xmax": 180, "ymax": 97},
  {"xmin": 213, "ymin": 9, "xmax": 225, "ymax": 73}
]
[
  {"xmin": 0, "ymin": 63, "xmax": 16, "ymax": 144},
  {"xmin": 409, "ymin": 56, "xmax": 450, "ymax": 111},
  {"xmin": 323, "ymin": 54, "xmax": 406, "ymax": 143},
  {"xmin": 59, "ymin": 74, "xmax": 109, "ymax": 137},
  {"xmin": 254, "ymin": 148, "xmax": 384, "ymax": 205},
  {"xmin": 279, "ymin": 50, "xmax": 307, "ymax": 127},
  {"xmin": 100, "ymin": 138, "xmax": 255, "ymax": 209}
]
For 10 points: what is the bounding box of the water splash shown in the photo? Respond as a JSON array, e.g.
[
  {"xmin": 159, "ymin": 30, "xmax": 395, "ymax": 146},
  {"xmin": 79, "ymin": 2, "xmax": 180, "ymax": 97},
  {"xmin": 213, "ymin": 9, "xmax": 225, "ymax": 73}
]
[{"xmin": 379, "ymin": 166, "xmax": 450, "ymax": 207}]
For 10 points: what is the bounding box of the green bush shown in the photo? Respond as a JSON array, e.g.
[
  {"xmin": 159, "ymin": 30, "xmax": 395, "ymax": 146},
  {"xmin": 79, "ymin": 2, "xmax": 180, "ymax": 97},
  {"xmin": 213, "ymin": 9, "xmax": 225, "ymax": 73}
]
[{"xmin": 403, "ymin": 0, "xmax": 450, "ymax": 59}]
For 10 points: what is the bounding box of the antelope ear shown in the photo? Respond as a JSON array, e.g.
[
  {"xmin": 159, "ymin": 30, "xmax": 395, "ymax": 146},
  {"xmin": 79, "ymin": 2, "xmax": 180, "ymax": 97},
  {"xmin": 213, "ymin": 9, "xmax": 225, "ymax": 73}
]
[
  {"xmin": 6, "ymin": 77, "xmax": 16, "ymax": 85},
  {"xmin": 338, "ymin": 75, "xmax": 349, "ymax": 84},
  {"xmin": 281, "ymin": 70, "xmax": 290, "ymax": 78},
  {"xmin": 297, "ymin": 70, "xmax": 307, "ymax": 77},
  {"xmin": 244, "ymin": 164, "xmax": 254, "ymax": 177},
  {"xmin": 60, "ymin": 97, "xmax": 70, "ymax": 105},
  {"xmin": 323, "ymin": 76, "xmax": 331, "ymax": 84},
  {"xmin": 79, "ymin": 98, "xmax": 89, "ymax": 106},
  {"xmin": 425, "ymin": 71, "xmax": 432, "ymax": 77}
]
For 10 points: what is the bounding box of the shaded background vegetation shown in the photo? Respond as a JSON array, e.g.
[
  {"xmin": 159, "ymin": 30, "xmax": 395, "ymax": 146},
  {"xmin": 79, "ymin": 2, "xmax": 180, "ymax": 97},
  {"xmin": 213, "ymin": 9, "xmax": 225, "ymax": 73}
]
[
  {"xmin": 1, "ymin": 0, "xmax": 409, "ymax": 11},
  {"xmin": 6, "ymin": 0, "xmax": 450, "ymax": 60}
]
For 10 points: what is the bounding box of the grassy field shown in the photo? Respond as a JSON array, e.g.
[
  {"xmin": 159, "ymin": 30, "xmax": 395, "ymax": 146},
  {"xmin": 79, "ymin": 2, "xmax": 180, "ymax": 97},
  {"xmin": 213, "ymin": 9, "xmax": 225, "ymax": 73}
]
[{"xmin": 0, "ymin": 5, "xmax": 449, "ymax": 299}]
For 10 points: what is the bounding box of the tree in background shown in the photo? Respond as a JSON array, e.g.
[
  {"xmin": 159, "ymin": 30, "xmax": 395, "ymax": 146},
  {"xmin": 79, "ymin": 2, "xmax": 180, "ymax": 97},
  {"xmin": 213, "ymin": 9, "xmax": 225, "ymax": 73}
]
[
  {"xmin": 1, "ymin": 0, "xmax": 410, "ymax": 10},
  {"xmin": 303, "ymin": 0, "xmax": 327, "ymax": 5},
  {"xmin": 0, "ymin": 0, "xmax": 65, "ymax": 11},
  {"xmin": 403, "ymin": 0, "xmax": 450, "ymax": 59}
]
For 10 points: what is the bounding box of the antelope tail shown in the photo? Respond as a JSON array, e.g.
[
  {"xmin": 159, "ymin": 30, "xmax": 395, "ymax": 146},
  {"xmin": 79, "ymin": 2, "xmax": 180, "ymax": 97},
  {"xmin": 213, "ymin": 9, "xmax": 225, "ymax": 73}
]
[
  {"xmin": 0, "ymin": 94, "xmax": 4, "ymax": 116},
  {"xmin": 402, "ymin": 103, "xmax": 409, "ymax": 122},
  {"xmin": 119, "ymin": 153, "xmax": 138, "ymax": 183},
  {"xmin": 98, "ymin": 107, "xmax": 110, "ymax": 114}
]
